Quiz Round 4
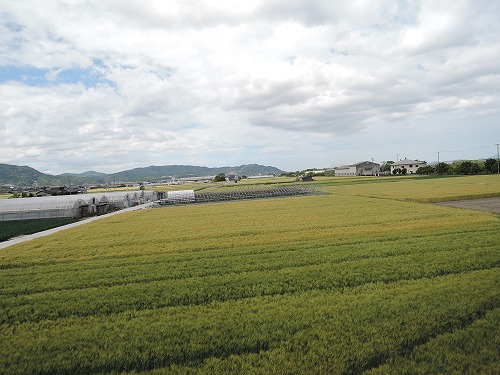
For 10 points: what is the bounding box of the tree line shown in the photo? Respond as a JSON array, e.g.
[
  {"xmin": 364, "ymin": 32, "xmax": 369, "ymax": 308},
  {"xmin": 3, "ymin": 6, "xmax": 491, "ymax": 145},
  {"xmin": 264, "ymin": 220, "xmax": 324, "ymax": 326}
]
[{"xmin": 382, "ymin": 158, "xmax": 499, "ymax": 175}]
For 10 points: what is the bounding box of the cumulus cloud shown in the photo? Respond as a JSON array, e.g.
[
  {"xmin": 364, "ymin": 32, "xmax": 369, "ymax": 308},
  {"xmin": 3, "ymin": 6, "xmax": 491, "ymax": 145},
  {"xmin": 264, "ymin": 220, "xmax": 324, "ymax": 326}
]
[{"xmin": 0, "ymin": 0, "xmax": 499, "ymax": 173}]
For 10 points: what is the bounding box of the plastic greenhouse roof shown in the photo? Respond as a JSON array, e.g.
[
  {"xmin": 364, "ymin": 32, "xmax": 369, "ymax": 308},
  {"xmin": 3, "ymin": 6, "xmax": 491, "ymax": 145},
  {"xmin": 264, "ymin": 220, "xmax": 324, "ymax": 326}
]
[
  {"xmin": 0, "ymin": 196, "xmax": 87, "ymax": 212},
  {"xmin": 102, "ymin": 190, "xmax": 156, "ymax": 200},
  {"xmin": 102, "ymin": 191, "xmax": 137, "ymax": 199}
]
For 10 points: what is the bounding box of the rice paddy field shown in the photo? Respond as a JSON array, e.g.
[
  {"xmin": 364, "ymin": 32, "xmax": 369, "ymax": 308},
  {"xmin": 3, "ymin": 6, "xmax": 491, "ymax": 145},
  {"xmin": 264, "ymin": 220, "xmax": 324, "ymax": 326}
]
[{"xmin": 1, "ymin": 175, "xmax": 499, "ymax": 374}]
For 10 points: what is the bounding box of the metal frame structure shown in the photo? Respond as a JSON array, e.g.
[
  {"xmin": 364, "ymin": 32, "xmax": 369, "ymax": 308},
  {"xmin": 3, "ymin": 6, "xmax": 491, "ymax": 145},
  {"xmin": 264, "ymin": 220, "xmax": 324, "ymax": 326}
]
[{"xmin": 161, "ymin": 185, "xmax": 322, "ymax": 205}]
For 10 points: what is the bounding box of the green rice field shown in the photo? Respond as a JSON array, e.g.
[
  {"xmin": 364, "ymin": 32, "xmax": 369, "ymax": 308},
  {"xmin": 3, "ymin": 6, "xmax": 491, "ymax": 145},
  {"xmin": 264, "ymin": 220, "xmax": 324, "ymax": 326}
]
[{"xmin": 0, "ymin": 175, "xmax": 499, "ymax": 374}]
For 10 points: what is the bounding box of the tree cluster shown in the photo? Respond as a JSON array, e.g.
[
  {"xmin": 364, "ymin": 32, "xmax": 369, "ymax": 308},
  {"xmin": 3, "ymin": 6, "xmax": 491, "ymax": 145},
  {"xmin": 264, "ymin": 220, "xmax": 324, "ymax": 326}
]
[
  {"xmin": 415, "ymin": 158, "xmax": 499, "ymax": 175},
  {"xmin": 280, "ymin": 169, "xmax": 335, "ymax": 178},
  {"xmin": 392, "ymin": 167, "xmax": 407, "ymax": 175},
  {"xmin": 213, "ymin": 173, "xmax": 227, "ymax": 182}
]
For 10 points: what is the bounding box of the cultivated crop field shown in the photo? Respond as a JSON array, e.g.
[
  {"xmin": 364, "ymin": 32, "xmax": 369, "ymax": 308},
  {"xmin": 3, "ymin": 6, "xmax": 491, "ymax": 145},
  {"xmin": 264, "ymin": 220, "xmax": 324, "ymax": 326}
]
[
  {"xmin": 0, "ymin": 176, "xmax": 499, "ymax": 374},
  {"xmin": 0, "ymin": 217, "xmax": 78, "ymax": 242},
  {"xmin": 314, "ymin": 174, "xmax": 500, "ymax": 202}
]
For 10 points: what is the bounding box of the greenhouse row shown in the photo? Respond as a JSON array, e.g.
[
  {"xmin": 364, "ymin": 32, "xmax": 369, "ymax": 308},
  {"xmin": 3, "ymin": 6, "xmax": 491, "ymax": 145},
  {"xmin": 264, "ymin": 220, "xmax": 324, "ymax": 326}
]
[
  {"xmin": 161, "ymin": 185, "xmax": 321, "ymax": 205},
  {"xmin": 0, "ymin": 191, "xmax": 158, "ymax": 221}
]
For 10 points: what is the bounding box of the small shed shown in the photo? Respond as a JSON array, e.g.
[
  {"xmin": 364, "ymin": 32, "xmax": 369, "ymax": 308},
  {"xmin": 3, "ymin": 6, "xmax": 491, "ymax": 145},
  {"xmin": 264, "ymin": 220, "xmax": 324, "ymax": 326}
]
[{"xmin": 85, "ymin": 195, "xmax": 109, "ymax": 215}]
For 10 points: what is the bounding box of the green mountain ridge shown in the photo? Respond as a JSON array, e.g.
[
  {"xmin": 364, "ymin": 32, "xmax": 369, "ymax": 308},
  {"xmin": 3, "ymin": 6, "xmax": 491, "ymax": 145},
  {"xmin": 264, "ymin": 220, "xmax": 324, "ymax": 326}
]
[
  {"xmin": 0, "ymin": 163, "xmax": 285, "ymax": 186},
  {"xmin": 0, "ymin": 164, "xmax": 58, "ymax": 187},
  {"xmin": 60, "ymin": 171, "xmax": 108, "ymax": 177}
]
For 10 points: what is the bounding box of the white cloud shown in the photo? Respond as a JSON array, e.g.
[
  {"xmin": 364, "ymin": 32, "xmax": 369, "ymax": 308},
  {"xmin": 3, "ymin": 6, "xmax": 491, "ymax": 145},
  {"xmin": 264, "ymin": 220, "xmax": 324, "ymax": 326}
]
[{"xmin": 0, "ymin": 0, "xmax": 499, "ymax": 173}]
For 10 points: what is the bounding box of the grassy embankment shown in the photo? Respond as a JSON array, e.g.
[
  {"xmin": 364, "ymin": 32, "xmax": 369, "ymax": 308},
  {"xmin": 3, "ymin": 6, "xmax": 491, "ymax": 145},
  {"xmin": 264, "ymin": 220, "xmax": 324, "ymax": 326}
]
[{"xmin": 0, "ymin": 175, "xmax": 499, "ymax": 374}]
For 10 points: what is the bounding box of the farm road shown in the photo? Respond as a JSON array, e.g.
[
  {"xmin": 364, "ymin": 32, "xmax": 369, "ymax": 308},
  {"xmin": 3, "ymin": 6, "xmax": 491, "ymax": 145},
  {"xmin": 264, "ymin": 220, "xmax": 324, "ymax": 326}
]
[{"xmin": 0, "ymin": 202, "xmax": 156, "ymax": 250}]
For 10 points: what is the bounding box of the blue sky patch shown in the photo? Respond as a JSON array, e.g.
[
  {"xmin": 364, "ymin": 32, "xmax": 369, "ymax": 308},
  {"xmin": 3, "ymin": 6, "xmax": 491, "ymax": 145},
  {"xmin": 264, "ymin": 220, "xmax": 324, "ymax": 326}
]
[
  {"xmin": 4, "ymin": 20, "xmax": 24, "ymax": 32},
  {"xmin": 0, "ymin": 66, "xmax": 48, "ymax": 86},
  {"xmin": 0, "ymin": 62, "xmax": 115, "ymax": 88}
]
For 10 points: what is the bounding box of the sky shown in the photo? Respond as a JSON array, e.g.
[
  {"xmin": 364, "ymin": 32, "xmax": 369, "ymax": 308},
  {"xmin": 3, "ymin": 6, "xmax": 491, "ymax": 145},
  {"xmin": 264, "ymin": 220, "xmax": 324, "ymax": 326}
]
[{"xmin": 1, "ymin": 0, "xmax": 499, "ymax": 174}]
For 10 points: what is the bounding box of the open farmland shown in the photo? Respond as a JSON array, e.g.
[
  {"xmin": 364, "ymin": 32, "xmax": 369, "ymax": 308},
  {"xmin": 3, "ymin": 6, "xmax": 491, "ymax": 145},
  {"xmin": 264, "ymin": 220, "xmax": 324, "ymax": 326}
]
[
  {"xmin": 0, "ymin": 176, "xmax": 499, "ymax": 374},
  {"xmin": 314, "ymin": 174, "xmax": 500, "ymax": 202}
]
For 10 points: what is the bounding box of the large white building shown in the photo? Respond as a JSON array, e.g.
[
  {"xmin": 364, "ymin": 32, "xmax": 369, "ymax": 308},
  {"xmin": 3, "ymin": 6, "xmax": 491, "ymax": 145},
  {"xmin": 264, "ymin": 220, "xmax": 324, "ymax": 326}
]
[
  {"xmin": 335, "ymin": 161, "xmax": 381, "ymax": 176},
  {"xmin": 390, "ymin": 159, "xmax": 427, "ymax": 174}
]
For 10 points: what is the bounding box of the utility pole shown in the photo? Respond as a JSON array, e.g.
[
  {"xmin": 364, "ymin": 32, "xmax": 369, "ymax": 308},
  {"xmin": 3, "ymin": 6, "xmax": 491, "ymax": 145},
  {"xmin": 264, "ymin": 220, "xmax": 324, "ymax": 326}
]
[
  {"xmin": 437, "ymin": 151, "xmax": 440, "ymax": 164},
  {"xmin": 496, "ymin": 144, "xmax": 499, "ymax": 174}
]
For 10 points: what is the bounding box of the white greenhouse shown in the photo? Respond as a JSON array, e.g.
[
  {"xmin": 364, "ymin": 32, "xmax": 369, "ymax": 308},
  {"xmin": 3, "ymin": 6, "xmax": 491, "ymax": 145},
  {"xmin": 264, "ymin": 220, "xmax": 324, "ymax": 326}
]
[
  {"xmin": 0, "ymin": 190, "xmax": 159, "ymax": 221},
  {"xmin": 0, "ymin": 196, "xmax": 89, "ymax": 221},
  {"xmin": 164, "ymin": 190, "xmax": 196, "ymax": 204},
  {"xmin": 101, "ymin": 191, "xmax": 158, "ymax": 210}
]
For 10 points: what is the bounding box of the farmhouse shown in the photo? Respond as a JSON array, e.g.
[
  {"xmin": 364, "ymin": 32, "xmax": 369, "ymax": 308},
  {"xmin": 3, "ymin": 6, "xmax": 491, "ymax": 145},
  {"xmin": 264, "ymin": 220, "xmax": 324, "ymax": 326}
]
[
  {"xmin": 177, "ymin": 176, "xmax": 214, "ymax": 183},
  {"xmin": 335, "ymin": 161, "xmax": 381, "ymax": 176},
  {"xmin": 227, "ymin": 174, "xmax": 240, "ymax": 182},
  {"xmin": 391, "ymin": 159, "xmax": 427, "ymax": 174},
  {"xmin": 38, "ymin": 186, "xmax": 87, "ymax": 196}
]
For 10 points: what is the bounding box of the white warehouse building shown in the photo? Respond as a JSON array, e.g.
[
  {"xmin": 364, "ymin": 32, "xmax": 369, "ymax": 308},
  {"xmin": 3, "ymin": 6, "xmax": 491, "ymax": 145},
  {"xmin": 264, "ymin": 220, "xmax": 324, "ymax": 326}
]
[{"xmin": 335, "ymin": 161, "xmax": 381, "ymax": 176}]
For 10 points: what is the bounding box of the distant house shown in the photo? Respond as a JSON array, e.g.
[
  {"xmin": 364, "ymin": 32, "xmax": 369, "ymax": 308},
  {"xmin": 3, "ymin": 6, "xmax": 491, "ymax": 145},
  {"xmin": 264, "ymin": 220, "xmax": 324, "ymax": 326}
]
[
  {"xmin": 390, "ymin": 159, "xmax": 427, "ymax": 174},
  {"xmin": 66, "ymin": 186, "xmax": 86, "ymax": 195},
  {"xmin": 227, "ymin": 174, "xmax": 240, "ymax": 182},
  {"xmin": 39, "ymin": 186, "xmax": 86, "ymax": 196},
  {"xmin": 335, "ymin": 161, "xmax": 381, "ymax": 176}
]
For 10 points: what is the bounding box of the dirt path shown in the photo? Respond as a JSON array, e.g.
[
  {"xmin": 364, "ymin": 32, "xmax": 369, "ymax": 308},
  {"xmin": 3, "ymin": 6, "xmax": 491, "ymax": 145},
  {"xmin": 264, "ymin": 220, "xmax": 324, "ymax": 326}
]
[
  {"xmin": 0, "ymin": 202, "xmax": 156, "ymax": 250},
  {"xmin": 432, "ymin": 197, "xmax": 500, "ymax": 213}
]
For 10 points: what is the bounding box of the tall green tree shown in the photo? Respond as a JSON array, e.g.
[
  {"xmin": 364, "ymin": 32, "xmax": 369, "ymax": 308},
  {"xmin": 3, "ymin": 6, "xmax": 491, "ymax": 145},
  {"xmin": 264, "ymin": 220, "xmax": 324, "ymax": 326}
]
[
  {"xmin": 458, "ymin": 161, "xmax": 473, "ymax": 175},
  {"xmin": 380, "ymin": 161, "xmax": 394, "ymax": 173},
  {"xmin": 484, "ymin": 158, "xmax": 498, "ymax": 173},
  {"xmin": 416, "ymin": 165, "xmax": 435, "ymax": 175},
  {"xmin": 213, "ymin": 173, "xmax": 226, "ymax": 182},
  {"xmin": 470, "ymin": 163, "xmax": 483, "ymax": 175},
  {"xmin": 435, "ymin": 162, "xmax": 451, "ymax": 175}
]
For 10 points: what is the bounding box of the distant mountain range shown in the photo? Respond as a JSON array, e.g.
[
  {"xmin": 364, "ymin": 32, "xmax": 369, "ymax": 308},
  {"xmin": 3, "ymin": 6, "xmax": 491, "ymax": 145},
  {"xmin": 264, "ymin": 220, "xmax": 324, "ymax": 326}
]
[{"xmin": 0, "ymin": 163, "xmax": 285, "ymax": 187}]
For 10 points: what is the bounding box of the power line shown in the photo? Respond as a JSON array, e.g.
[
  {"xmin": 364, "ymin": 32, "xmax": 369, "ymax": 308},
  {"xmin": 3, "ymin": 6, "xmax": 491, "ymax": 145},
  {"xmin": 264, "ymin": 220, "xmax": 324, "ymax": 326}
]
[
  {"xmin": 439, "ymin": 144, "xmax": 495, "ymax": 153},
  {"xmin": 372, "ymin": 144, "xmax": 498, "ymax": 164}
]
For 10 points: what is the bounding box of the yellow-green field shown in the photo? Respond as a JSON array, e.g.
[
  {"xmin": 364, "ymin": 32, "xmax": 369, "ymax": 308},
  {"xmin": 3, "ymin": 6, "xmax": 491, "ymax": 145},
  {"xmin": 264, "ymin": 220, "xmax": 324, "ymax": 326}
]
[
  {"xmin": 0, "ymin": 175, "xmax": 499, "ymax": 374},
  {"xmin": 86, "ymin": 186, "xmax": 143, "ymax": 193},
  {"xmin": 152, "ymin": 182, "xmax": 219, "ymax": 192},
  {"xmin": 314, "ymin": 174, "xmax": 500, "ymax": 202}
]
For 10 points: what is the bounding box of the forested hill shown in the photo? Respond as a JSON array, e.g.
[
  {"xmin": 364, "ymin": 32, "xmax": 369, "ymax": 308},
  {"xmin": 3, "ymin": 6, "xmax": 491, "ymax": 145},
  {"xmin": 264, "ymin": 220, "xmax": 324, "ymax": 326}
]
[
  {"xmin": 0, "ymin": 163, "xmax": 285, "ymax": 186},
  {"xmin": 0, "ymin": 164, "xmax": 59, "ymax": 186},
  {"xmin": 109, "ymin": 164, "xmax": 284, "ymax": 181}
]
